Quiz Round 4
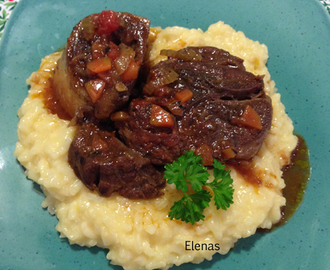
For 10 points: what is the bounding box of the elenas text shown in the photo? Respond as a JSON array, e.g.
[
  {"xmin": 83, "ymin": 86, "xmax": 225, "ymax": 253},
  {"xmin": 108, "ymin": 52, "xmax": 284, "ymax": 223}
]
[{"xmin": 185, "ymin": 241, "xmax": 220, "ymax": 251}]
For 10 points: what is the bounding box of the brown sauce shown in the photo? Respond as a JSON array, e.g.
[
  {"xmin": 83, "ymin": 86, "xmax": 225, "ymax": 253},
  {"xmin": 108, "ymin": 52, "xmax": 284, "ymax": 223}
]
[
  {"xmin": 274, "ymin": 134, "xmax": 310, "ymax": 228},
  {"xmin": 227, "ymin": 134, "xmax": 310, "ymax": 230},
  {"xmin": 42, "ymin": 78, "xmax": 71, "ymax": 121},
  {"xmin": 257, "ymin": 134, "xmax": 310, "ymax": 232},
  {"xmin": 226, "ymin": 159, "xmax": 263, "ymax": 187}
]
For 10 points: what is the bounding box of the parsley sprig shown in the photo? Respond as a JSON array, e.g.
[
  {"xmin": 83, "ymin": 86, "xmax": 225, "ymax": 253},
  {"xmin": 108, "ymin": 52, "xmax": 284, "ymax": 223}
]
[{"xmin": 164, "ymin": 151, "xmax": 234, "ymax": 225}]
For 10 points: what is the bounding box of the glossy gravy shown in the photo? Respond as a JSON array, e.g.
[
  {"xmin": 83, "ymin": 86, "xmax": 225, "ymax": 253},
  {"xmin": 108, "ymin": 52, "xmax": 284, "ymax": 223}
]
[{"xmin": 276, "ymin": 134, "xmax": 310, "ymax": 227}]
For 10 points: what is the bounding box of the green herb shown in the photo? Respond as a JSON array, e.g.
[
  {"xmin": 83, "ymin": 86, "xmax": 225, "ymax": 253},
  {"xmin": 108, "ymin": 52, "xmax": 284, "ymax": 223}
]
[{"xmin": 164, "ymin": 151, "xmax": 234, "ymax": 224}]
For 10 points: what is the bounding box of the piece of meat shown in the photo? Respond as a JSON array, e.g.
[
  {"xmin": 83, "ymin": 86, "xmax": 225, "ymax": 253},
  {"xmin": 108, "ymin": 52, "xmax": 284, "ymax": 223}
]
[
  {"xmin": 144, "ymin": 47, "xmax": 264, "ymax": 102},
  {"xmin": 116, "ymin": 98, "xmax": 183, "ymax": 165},
  {"xmin": 53, "ymin": 11, "xmax": 150, "ymax": 119},
  {"xmin": 115, "ymin": 46, "xmax": 273, "ymax": 164},
  {"xmin": 68, "ymin": 122, "xmax": 165, "ymax": 199},
  {"xmin": 177, "ymin": 94, "xmax": 273, "ymax": 161}
]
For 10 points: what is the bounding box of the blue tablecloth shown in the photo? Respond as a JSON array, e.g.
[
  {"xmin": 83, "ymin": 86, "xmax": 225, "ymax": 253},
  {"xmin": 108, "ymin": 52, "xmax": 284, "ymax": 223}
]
[{"xmin": 0, "ymin": 0, "xmax": 329, "ymax": 40}]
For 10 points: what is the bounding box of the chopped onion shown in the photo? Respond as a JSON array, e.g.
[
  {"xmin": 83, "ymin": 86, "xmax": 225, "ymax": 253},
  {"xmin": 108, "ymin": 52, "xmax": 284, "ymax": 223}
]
[
  {"xmin": 115, "ymin": 82, "xmax": 128, "ymax": 92},
  {"xmin": 80, "ymin": 17, "xmax": 95, "ymax": 41},
  {"xmin": 158, "ymin": 68, "xmax": 179, "ymax": 85},
  {"xmin": 115, "ymin": 44, "xmax": 136, "ymax": 75},
  {"xmin": 143, "ymin": 67, "xmax": 179, "ymax": 95},
  {"xmin": 160, "ymin": 48, "xmax": 203, "ymax": 62},
  {"xmin": 143, "ymin": 81, "xmax": 157, "ymax": 95}
]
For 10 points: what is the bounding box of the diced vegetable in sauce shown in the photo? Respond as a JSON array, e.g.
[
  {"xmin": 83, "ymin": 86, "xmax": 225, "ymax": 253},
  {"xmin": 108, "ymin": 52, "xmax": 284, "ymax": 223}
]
[{"xmin": 150, "ymin": 105, "xmax": 174, "ymax": 127}]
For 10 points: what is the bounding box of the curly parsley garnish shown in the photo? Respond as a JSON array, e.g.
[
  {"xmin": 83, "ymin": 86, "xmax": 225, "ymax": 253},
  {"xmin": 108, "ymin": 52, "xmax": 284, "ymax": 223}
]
[{"xmin": 164, "ymin": 151, "xmax": 234, "ymax": 225}]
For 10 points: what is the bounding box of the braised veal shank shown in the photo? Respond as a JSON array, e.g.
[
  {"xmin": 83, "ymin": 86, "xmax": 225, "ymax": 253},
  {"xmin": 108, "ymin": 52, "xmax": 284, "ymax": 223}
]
[
  {"xmin": 115, "ymin": 47, "xmax": 272, "ymax": 166},
  {"xmin": 53, "ymin": 12, "xmax": 273, "ymax": 199},
  {"xmin": 53, "ymin": 11, "xmax": 150, "ymax": 119}
]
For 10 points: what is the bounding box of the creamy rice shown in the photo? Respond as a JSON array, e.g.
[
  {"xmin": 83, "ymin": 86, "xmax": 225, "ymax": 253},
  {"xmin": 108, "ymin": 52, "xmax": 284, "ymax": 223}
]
[{"xmin": 14, "ymin": 21, "xmax": 297, "ymax": 270}]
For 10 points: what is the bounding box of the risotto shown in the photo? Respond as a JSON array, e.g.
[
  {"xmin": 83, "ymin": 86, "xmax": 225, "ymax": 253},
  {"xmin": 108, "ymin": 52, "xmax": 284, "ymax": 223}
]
[{"xmin": 14, "ymin": 21, "xmax": 297, "ymax": 269}]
